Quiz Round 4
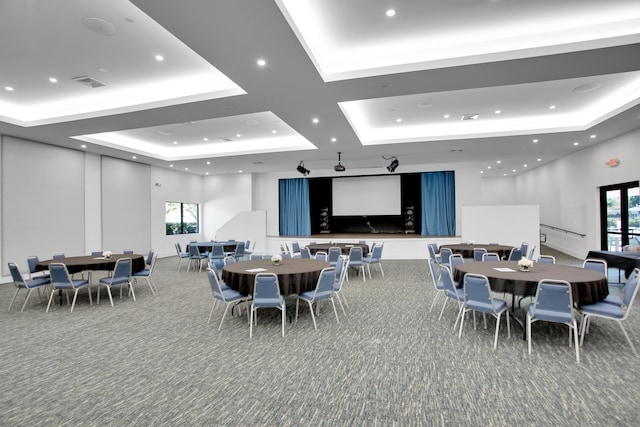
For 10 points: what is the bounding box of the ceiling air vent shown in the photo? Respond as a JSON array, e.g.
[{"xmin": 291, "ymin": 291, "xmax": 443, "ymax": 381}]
[
  {"xmin": 461, "ymin": 113, "xmax": 479, "ymax": 121},
  {"xmin": 72, "ymin": 75, "xmax": 105, "ymax": 88}
]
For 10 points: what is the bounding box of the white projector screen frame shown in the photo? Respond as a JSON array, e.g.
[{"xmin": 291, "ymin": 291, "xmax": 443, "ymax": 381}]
[{"xmin": 332, "ymin": 175, "xmax": 402, "ymax": 216}]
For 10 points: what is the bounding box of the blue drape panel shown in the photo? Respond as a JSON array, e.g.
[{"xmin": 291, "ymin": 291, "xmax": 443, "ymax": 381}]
[
  {"xmin": 279, "ymin": 178, "xmax": 311, "ymax": 236},
  {"xmin": 421, "ymin": 171, "xmax": 456, "ymax": 236}
]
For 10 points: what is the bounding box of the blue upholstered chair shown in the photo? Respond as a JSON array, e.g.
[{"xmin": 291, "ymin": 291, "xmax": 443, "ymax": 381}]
[
  {"xmin": 175, "ymin": 243, "xmax": 190, "ymax": 271},
  {"xmin": 481, "ymin": 253, "xmax": 500, "ymax": 262},
  {"xmin": 233, "ymin": 241, "xmax": 246, "ymax": 261},
  {"xmin": 47, "ymin": 263, "xmax": 92, "ymax": 313},
  {"xmin": 27, "ymin": 255, "xmax": 50, "ymax": 281},
  {"xmin": 315, "ymin": 251, "xmax": 328, "ymax": 262},
  {"xmin": 187, "ymin": 244, "xmax": 207, "ymax": 272},
  {"xmin": 428, "ymin": 258, "xmax": 445, "ymax": 313},
  {"xmin": 437, "ymin": 265, "xmax": 465, "ymax": 331},
  {"xmin": 132, "ymin": 251, "xmax": 158, "ymax": 295},
  {"xmin": 536, "ymin": 255, "xmax": 555, "ymax": 264},
  {"xmin": 328, "ymin": 247, "xmax": 342, "ymax": 266},
  {"xmin": 206, "ymin": 268, "xmax": 249, "ymax": 331},
  {"xmin": 347, "ymin": 247, "xmax": 365, "ymax": 281},
  {"xmin": 504, "ymin": 247, "xmax": 522, "ymax": 261},
  {"xmin": 250, "ymin": 273, "xmax": 286, "ymax": 338},
  {"xmin": 296, "ymin": 267, "xmax": 339, "ymax": 330},
  {"xmin": 527, "ymin": 279, "xmax": 580, "ymax": 363},
  {"xmin": 449, "ymin": 254, "xmax": 464, "ymax": 276},
  {"xmin": 8, "ymin": 262, "xmax": 50, "ymax": 312},
  {"xmin": 459, "ymin": 273, "xmax": 510, "ymax": 349},
  {"xmin": 98, "ymin": 257, "xmax": 134, "ymax": 306},
  {"xmin": 579, "ymin": 270, "xmax": 640, "ymax": 356},
  {"xmin": 473, "ymin": 248, "xmax": 487, "ymax": 262},
  {"xmin": 333, "ymin": 255, "xmax": 349, "ymax": 315},
  {"xmin": 363, "ymin": 244, "xmax": 384, "ymax": 278},
  {"xmin": 439, "ymin": 248, "xmax": 452, "ymax": 267},
  {"xmin": 582, "ymin": 258, "xmax": 607, "ymax": 275},
  {"xmin": 300, "ymin": 247, "xmax": 312, "ymax": 259}
]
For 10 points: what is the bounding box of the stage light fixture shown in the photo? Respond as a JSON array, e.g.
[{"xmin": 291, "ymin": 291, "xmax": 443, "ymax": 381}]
[
  {"xmin": 386, "ymin": 156, "xmax": 399, "ymax": 172},
  {"xmin": 297, "ymin": 161, "xmax": 310, "ymax": 176}
]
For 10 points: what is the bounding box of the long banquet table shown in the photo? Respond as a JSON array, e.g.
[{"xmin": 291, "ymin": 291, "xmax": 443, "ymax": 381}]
[
  {"xmin": 440, "ymin": 243, "xmax": 514, "ymax": 259},
  {"xmin": 586, "ymin": 250, "xmax": 640, "ymax": 279}
]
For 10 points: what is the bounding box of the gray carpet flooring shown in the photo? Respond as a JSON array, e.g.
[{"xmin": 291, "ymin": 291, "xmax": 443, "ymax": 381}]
[{"xmin": 1, "ymin": 246, "xmax": 639, "ymax": 426}]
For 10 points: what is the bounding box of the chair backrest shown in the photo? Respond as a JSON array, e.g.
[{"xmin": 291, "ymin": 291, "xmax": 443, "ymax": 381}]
[
  {"xmin": 176, "ymin": 242, "xmax": 183, "ymax": 253},
  {"xmin": 328, "ymin": 247, "xmax": 342, "ymax": 263},
  {"xmin": 148, "ymin": 252, "xmax": 158, "ymax": 273},
  {"xmin": 8, "ymin": 262, "xmax": 26, "ymax": 286},
  {"xmin": 427, "ymin": 243, "xmax": 437, "ymax": 260},
  {"xmin": 123, "ymin": 249, "xmax": 134, "ymax": 255},
  {"xmin": 428, "ymin": 259, "xmax": 442, "ymax": 290},
  {"xmin": 188, "ymin": 244, "xmax": 200, "ymax": 257},
  {"xmin": 440, "ymin": 265, "xmax": 461, "ymax": 299},
  {"xmin": 528, "ymin": 245, "xmax": 537, "ymax": 260},
  {"xmin": 300, "ymin": 247, "xmax": 311, "ymax": 259},
  {"xmin": 207, "ymin": 268, "xmax": 225, "ymax": 298},
  {"xmin": 520, "ymin": 242, "xmax": 529, "ymax": 258},
  {"xmin": 507, "ymin": 247, "xmax": 522, "ymax": 261},
  {"xmin": 309, "ymin": 267, "xmax": 336, "ymax": 301},
  {"xmin": 482, "ymin": 253, "xmax": 500, "ymax": 262},
  {"xmin": 315, "ymin": 251, "xmax": 328, "ymax": 261},
  {"xmin": 245, "ymin": 239, "xmax": 251, "ymax": 250},
  {"xmin": 281, "ymin": 252, "xmax": 292, "ymax": 259},
  {"xmin": 210, "ymin": 244, "xmax": 225, "ymax": 259},
  {"xmin": 49, "ymin": 263, "xmax": 74, "ymax": 286},
  {"xmin": 449, "ymin": 254, "xmax": 464, "ymax": 274},
  {"xmin": 463, "ymin": 273, "xmax": 497, "ymax": 310},
  {"xmin": 91, "ymin": 251, "xmax": 103, "ymax": 256},
  {"xmin": 530, "ymin": 279, "xmax": 574, "ymax": 323},
  {"xmin": 348, "ymin": 246, "xmax": 363, "ymax": 262},
  {"xmin": 582, "ymin": 258, "xmax": 607, "ymax": 275},
  {"xmin": 622, "ymin": 268, "xmax": 640, "ymax": 310},
  {"xmin": 27, "ymin": 256, "xmax": 40, "ymax": 274},
  {"xmin": 291, "ymin": 242, "xmax": 301, "ymax": 254},
  {"xmin": 473, "ymin": 248, "xmax": 487, "ymax": 262},
  {"xmin": 370, "ymin": 244, "xmax": 383, "ymax": 262},
  {"xmin": 145, "ymin": 250, "xmax": 154, "ymax": 265},
  {"xmin": 334, "ymin": 255, "xmax": 346, "ymax": 282},
  {"xmin": 52, "ymin": 253, "xmax": 65, "ymax": 259},
  {"xmin": 112, "ymin": 257, "xmax": 132, "ymax": 280},
  {"xmin": 223, "ymin": 256, "xmax": 236, "ymax": 265},
  {"xmin": 253, "ymin": 273, "xmax": 281, "ymax": 306},
  {"xmin": 234, "ymin": 241, "xmax": 246, "ymax": 256},
  {"xmin": 537, "ymin": 255, "xmax": 555, "ymax": 264},
  {"xmin": 440, "ymin": 248, "xmax": 452, "ymax": 264}
]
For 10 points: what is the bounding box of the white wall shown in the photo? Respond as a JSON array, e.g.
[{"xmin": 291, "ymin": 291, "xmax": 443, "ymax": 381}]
[{"xmin": 482, "ymin": 127, "xmax": 640, "ymax": 258}]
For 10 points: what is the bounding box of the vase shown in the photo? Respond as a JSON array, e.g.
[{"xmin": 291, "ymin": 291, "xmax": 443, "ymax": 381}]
[{"xmin": 519, "ymin": 265, "xmax": 530, "ymax": 272}]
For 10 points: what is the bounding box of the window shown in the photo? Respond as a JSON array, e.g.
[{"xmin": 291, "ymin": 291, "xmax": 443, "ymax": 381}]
[
  {"xmin": 600, "ymin": 181, "xmax": 640, "ymax": 250},
  {"xmin": 166, "ymin": 202, "xmax": 199, "ymax": 235}
]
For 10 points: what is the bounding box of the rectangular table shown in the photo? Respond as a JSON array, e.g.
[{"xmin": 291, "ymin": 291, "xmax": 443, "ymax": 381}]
[{"xmin": 586, "ymin": 250, "xmax": 640, "ymax": 280}]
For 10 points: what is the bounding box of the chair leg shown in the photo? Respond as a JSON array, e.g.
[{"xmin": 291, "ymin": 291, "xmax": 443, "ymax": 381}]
[
  {"xmin": 46, "ymin": 289, "xmax": 56, "ymax": 313},
  {"xmin": 307, "ymin": 301, "xmax": 318, "ymax": 330},
  {"xmin": 207, "ymin": 300, "xmax": 217, "ymax": 323},
  {"xmin": 458, "ymin": 308, "xmax": 466, "ymax": 338},
  {"xmin": 379, "ymin": 263, "xmax": 384, "ymax": 277},
  {"xmin": 19, "ymin": 289, "xmax": 34, "ymax": 312},
  {"xmin": 281, "ymin": 305, "xmax": 285, "ymax": 337},
  {"xmin": 249, "ymin": 304, "xmax": 255, "ymax": 338},
  {"xmin": 335, "ymin": 293, "xmax": 347, "ymax": 315},
  {"xmin": 527, "ymin": 314, "xmax": 532, "ymax": 355},
  {"xmin": 618, "ymin": 321, "xmax": 638, "ymax": 356},
  {"xmin": 129, "ymin": 282, "xmax": 136, "ymax": 302},
  {"xmin": 8, "ymin": 288, "xmax": 21, "ymax": 311},
  {"xmin": 493, "ymin": 313, "xmax": 502, "ymax": 349},
  {"xmin": 438, "ymin": 298, "xmax": 449, "ymax": 321},
  {"xmin": 572, "ymin": 320, "xmax": 580, "ymax": 363},
  {"xmin": 428, "ymin": 291, "xmax": 442, "ymax": 313},
  {"xmin": 70, "ymin": 289, "xmax": 79, "ymax": 313},
  {"xmin": 107, "ymin": 287, "xmax": 114, "ymax": 307},
  {"xmin": 330, "ymin": 297, "xmax": 339, "ymax": 324},
  {"xmin": 218, "ymin": 303, "xmax": 231, "ymax": 331}
]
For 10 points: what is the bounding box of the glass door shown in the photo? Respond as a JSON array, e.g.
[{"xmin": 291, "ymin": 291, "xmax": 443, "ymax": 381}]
[{"xmin": 600, "ymin": 181, "xmax": 640, "ymax": 250}]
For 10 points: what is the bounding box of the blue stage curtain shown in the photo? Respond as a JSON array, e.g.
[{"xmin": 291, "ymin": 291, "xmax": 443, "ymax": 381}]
[
  {"xmin": 421, "ymin": 171, "xmax": 456, "ymax": 236},
  {"xmin": 279, "ymin": 178, "xmax": 311, "ymax": 236}
]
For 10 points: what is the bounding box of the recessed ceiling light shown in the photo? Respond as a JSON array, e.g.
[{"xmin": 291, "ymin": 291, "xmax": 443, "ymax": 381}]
[
  {"xmin": 537, "ymin": 158, "xmax": 542, "ymax": 162},
  {"xmin": 386, "ymin": 9, "xmax": 396, "ymax": 17},
  {"xmin": 245, "ymin": 119, "xmax": 259, "ymax": 126},
  {"xmin": 312, "ymin": 117, "xmax": 319, "ymax": 124},
  {"xmin": 532, "ymin": 139, "xmax": 539, "ymax": 143},
  {"xmin": 97, "ymin": 67, "xmax": 109, "ymax": 73},
  {"xmin": 512, "ymin": 169, "xmax": 517, "ymax": 172},
  {"xmin": 573, "ymin": 142, "xmax": 580, "ymax": 146},
  {"xmin": 155, "ymin": 54, "xmax": 164, "ymax": 61},
  {"xmin": 496, "ymin": 160, "xmax": 501, "ymax": 164},
  {"xmin": 48, "ymin": 77, "xmax": 58, "ymax": 83},
  {"xmin": 173, "ymin": 141, "xmax": 178, "ymax": 145},
  {"xmin": 396, "ymin": 118, "xmax": 402, "ymax": 123},
  {"xmin": 494, "ymin": 110, "xmax": 501, "ymax": 114},
  {"xmin": 480, "ymin": 171, "xmax": 484, "ymax": 174},
  {"xmin": 169, "ymin": 164, "xmax": 174, "ymax": 167},
  {"xmin": 81, "ymin": 145, "xmax": 87, "ymax": 149},
  {"xmin": 271, "ymin": 130, "xmax": 277, "ymax": 134},
  {"xmin": 183, "ymin": 121, "xmax": 197, "ymax": 126},
  {"xmin": 590, "ymin": 134, "xmax": 597, "ymax": 139},
  {"xmin": 331, "ymin": 137, "xmax": 337, "ymax": 142},
  {"xmin": 132, "ymin": 156, "xmax": 137, "ymax": 159},
  {"xmin": 487, "ymin": 166, "xmax": 492, "ymax": 169},
  {"xmin": 443, "ymin": 114, "xmax": 450, "ymax": 119},
  {"xmin": 4, "ymin": 86, "xmax": 14, "ymax": 91},
  {"xmin": 503, "ymin": 173, "xmax": 508, "ymax": 176},
  {"xmin": 461, "ymin": 114, "xmax": 479, "ymax": 120},
  {"xmin": 573, "ymin": 82, "xmax": 602, "ymax": 94},
  {"xmin": 203, "ymin": 138, "xmax": 208, "ymax": 141},
  {"xmin": 257, "ymin": 58, "xmax": 267, "ymax": 67},
  {"xmin": 236, "ymin": 134, "xmax": 242, "ymax": 138},
  {"xmin": 205, "ymin": 172, "xmax": 209, "ymax": 175},
  {"xmin": 238, "ymin": 170, "xmax": 243, "ymax": 173},
  {"xmin": 524, "ymin": 164, "xmax": 528, "ymax": 168},
  {"xmin": 185, "ymin": 168, "xmax": 189, "ymax": 171},
  {"xmin": 549, "ymin": 105, "xmax": 556, "ymax": 110},
  {"xmin": 158, "ymin": 130, "xmax": 173, "ymax": 136},
  {"xmin": 206, "ymin": 161, "xmax": 211, "ymax": 165}
]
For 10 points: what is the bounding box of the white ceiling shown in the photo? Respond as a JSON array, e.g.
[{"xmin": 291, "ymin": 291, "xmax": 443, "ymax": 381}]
[{"xmin": 1, "ymin": 0, "xmax": 639, "ymax": 177}]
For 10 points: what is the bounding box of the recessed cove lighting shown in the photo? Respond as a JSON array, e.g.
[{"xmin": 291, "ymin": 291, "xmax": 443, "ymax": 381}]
[
  {"xmin": 257, "ymin": 58, "xmax": 267, "ymax": 67},
  {"xmin": 155, "ymin": 54, "xmax": 164, "ymax": 61},
  {"xmin": 386, "ymin": 9, "xmax": 396, "ymax": 17},
  {"xmin": 48, "ymin": 77, "xmax": 58, "ymax": 83}
]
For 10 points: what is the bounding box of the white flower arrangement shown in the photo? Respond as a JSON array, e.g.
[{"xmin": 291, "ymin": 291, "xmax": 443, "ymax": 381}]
[
  {"xmin": 271, "ymin": 254, "xmax": 282, "ymax": 265},
  {"xmin": 518, "ymin": 257, "xmax": 533, "ymax": 270},
  {"xmin": 103, "ymin": 250, "xmax": 113, "ymax": 259}
]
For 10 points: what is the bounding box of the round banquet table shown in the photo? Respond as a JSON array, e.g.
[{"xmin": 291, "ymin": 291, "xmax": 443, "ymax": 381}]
[
  {"xmin": 440, "ymin": 243, "xmax": 514, "ymax": 259},
  {"xmin": 453, "ymin": 261, "xmax": 608, "ymax": 306},
  {"xmin": 305, "ymin": 243, "xmax": 369, "ymax": 257},
  {"xmin": 36, "ymin": 254, "xmax": 146, "ymax": 275},
  {"xmin": 222, "ymin": 258, "xmax": 331, "ymax": 296},
  {"xmin": 189, "ymin": 241, "xmax": 238, "ymax": 253}
]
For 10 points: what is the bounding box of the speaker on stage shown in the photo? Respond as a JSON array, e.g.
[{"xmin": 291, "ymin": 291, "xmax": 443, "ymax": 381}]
[
  {"xmin": 319, "ymin": 207, "xmax": 330, "ymax": 233},
  {"xmin": 404, "ymin": 206, "xmax": 415, "ymax": 234}
]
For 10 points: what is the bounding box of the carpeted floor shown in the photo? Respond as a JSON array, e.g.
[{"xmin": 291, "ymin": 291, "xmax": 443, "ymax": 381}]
[{"xmin": 0, "ymin": 246, "xmax": 638, "ymax": 426}]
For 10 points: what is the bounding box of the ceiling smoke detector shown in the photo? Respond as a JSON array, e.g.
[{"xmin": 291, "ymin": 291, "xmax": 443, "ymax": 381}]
[
  {"xmin": 72, "ymin": 75, "xmax": 105, "ymax": 88},
  {"xmin": 334, "ymin": 152, "xmax": 346, "ymax": 172},
  {"xmin": 461, "ymin": 113, "xmax": 479, "ymax": 121}
]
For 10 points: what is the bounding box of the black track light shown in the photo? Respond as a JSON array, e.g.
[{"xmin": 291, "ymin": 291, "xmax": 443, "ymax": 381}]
[
  {"xmin": 386, "ymin": 156, "xmax": 399, "ymax": 172},
  {"xmin": 297, "ymin": 161, "xmax": 310, "ymax": 176}
]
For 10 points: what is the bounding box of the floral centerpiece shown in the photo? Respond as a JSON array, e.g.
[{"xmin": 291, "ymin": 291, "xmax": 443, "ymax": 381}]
[
  {"xmin": 103, "ymin": 250, "xmax": 112, "ymax": 259},
  {"xmin": 468, "ymin": 240, "xmax": 475, "ymax": 246},
  {"xmin": 518, "ymin": 257, "xmax": 533, "ymax": 271},
  {"xmin": 271, "ymin": 254, "xmax": 282, "ymax": 266}
]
